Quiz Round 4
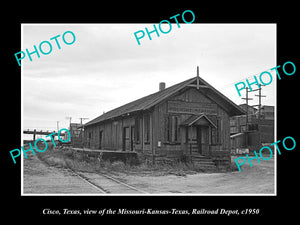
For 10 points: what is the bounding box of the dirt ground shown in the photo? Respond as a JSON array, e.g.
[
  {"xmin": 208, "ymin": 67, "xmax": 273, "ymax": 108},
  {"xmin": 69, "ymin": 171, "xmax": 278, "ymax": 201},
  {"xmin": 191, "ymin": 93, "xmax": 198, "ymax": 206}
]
[
  {"xmin": 111, "ymin": 157, "xmax": 275, "ymax": 194},
  {"xmin": 23, "ymin": 153, "xmax": 101, "ymax": 194},
  {"xmin": 23, "ymin": 150, "xmax": 275, "ymax": 195}
]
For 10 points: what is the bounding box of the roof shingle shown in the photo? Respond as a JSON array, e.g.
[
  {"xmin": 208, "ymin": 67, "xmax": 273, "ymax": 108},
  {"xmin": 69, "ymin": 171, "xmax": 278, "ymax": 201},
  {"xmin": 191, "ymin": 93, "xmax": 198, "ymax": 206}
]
[{"xmin": 84, "ymin": 76, "xmax": 244, "ymax": 127}]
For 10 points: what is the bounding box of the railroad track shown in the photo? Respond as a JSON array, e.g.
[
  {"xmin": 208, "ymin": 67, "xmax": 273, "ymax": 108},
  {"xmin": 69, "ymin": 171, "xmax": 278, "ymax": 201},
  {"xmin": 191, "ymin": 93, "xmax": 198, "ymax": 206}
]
[
  {"xmin": 32, "ymin": 149, "xmax": 148, "ymax": 194},
  {"xmin": 67, "ymin": 168, "xmax": 148, "ymax": 194}
]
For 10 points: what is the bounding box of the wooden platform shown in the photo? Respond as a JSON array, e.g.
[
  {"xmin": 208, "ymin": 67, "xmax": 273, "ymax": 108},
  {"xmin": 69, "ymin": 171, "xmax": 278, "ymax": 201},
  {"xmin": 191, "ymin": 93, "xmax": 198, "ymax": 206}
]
[{"xmin": 67, "ymin": 148, "xmax": 139, "ymax": 165}]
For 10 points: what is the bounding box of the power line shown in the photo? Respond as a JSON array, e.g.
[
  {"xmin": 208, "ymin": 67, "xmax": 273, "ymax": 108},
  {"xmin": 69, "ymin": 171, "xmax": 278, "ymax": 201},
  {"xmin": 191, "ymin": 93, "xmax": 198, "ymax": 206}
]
[
  {"xmin": 241, "ymin": 84, "xmax": 267, "ymax": 147},
  {"xmin": 241, "ymin": 87, "xmax": 253, "ymax": 146},
  {"xmin": 253, "ymin": 87, "xmax": 266, "ymax": 146}
]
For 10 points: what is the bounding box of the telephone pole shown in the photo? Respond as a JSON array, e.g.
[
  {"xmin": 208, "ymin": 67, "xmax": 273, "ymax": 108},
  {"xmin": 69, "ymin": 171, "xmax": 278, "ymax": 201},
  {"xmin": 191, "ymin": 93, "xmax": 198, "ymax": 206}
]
[
  {"xmin": 242, "ymin": 87, "xmax": 253, "ymax": 146},
  {"xmin": 66, "ymin": 116, "xmax": 72, "ymax": 128},
  {"xmin": 78, "ymin": 117, "xmax": 89, "ymax": 149},
  {"xmin": 254, "ymin": 87, "xmax": 266, "ymax": 119},
  {"xmin": 79, "ymin": 117, "xmax": 89, "ymax": 125},
  {"xmin": 242, "ymin": 87, "xmax": 253, "ymax": 130},
  {"xmin": 252, "ymin": 86, "xmax": 266, "ymax": 146}
]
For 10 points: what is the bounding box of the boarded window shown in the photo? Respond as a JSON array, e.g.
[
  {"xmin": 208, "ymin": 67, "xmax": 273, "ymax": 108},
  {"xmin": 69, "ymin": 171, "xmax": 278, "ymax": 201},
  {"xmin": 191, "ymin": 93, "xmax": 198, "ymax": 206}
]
[
  {"xmin": 208, "ymin": 116, "xmax": 221, "ymax": 145},
  {"xmin": 144, "ymin": 114, "xmax": 150, "ymax": 143},
  {"xmin": 99, "ymin": 130, "xmax": 103, "ymax": 149},
  {"xmin": 135, "ymin": 117, "xmax": 141, "ymax": 143},
  {"xmin": 124, "ymin": 127, "xmax": 130, "ymax": 139},
  {"xmin": 166, "ymin": 115, "xmax": 179, "ymax": 143}
]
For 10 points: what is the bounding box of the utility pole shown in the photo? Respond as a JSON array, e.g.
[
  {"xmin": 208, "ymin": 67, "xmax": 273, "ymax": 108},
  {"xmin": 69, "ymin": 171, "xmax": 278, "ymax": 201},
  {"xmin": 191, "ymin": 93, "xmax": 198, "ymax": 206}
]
[
  {"xmin": 253, "ymin": 86, "xmax": 266, "ymax": 147},
  {"xmin": 79, "ymin": 117, "xmax": 89, "ymax": 148},
  {"xmin": 79, "ymin": 117, "xmax": 89, "ymax": 125},
  {"xmin": 254, "ymin": 87, "xmax": 266, "ymax": 119},
  {"xmin": 56, "ymin": 121, "xmax": 59, "ymax": 132},
  {"xmin": 242, "ymin": 87, "xmax": 253, "ymax": 146},
  {"xmin": 66, "ymin": 116, "xmax": 72, "ymax": 129}
]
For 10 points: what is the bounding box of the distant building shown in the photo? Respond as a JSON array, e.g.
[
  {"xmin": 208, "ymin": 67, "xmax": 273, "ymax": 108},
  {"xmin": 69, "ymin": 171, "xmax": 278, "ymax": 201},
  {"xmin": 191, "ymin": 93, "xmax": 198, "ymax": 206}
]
[
  {"xmin": 230, "ymin": 104, "xmax": 258, "ymax": 134},
  {"xmin": 239, "ymin": 103, "xmax": 258, "ymax": 115},
  {"xmin": 260, "ymin": 105, "xmax": 274, "ymax": 120},
  {"xmin": 69, "ymin": 123, "xmax": 84, "ymax": 148},
  {"xmin": 230, "ymin": 104, "xmax": 274, "ymax": 151}
]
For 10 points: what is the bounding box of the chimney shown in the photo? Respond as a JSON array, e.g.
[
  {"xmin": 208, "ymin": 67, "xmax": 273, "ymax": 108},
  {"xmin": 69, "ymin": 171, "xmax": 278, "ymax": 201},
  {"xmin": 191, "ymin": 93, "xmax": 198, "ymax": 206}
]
[{"xmin": 159, "ymin": 82, "xmax": 166, "ymax": 91}]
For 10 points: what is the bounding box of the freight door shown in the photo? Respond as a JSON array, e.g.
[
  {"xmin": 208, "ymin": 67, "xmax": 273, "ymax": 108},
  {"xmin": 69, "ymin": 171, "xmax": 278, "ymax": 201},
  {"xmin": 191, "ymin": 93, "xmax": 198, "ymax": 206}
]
[
  {"xmin": 99, "ymin": 130, "xmax": 103, "ymax": 150},
  {"xmin": 130, "ymin": 126, "xmax": 135, "ymax": 151},
  {"xmin": 123, "ymin": 127, "xmax": 130, "ymax": 151}
]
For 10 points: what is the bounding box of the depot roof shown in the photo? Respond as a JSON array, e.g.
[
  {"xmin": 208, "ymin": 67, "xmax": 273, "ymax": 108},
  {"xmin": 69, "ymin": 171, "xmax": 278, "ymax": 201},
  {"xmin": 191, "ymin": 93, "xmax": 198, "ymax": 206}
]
[{"xmin": 84, "ymin": 76, "xmax": 245, "ymax": 127}]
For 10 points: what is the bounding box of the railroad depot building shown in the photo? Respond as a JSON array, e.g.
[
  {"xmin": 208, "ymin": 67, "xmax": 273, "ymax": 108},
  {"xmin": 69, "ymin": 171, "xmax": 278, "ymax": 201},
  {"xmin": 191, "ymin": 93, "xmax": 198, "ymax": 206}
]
[{"xmin": 83, "ymin": 74, "xmax": 245, "ymax": 167}]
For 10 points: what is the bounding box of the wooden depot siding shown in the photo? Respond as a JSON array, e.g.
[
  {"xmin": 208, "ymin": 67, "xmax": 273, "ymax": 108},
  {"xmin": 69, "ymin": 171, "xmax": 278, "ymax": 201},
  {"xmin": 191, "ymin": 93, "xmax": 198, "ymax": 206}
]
[
  {"xmin": 151, "ymin": 87, "xmax": 231, "ymax": 158},
  {"xmin": 83, "ymin": 75, "xmax": 245, "ymax": 167}
]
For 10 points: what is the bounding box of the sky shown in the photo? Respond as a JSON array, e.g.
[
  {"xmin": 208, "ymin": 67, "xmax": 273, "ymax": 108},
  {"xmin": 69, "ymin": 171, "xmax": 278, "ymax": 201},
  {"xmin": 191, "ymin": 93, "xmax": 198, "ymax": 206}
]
[{"xmin": 22, "ymin": 23, "xmax": 276, "ymax": 135}]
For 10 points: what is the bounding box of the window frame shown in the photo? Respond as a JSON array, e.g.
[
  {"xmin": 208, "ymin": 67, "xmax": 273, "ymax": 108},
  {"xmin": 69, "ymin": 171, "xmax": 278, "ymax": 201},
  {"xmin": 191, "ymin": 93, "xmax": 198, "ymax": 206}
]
[{"xmin": 165, "ymin": 114, "xmax": 180, "ymax": 144}]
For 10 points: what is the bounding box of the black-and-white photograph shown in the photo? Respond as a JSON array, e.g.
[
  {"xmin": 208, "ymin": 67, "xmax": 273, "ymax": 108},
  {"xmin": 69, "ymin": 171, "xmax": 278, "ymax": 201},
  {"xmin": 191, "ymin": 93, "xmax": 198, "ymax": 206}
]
[{"xmin": 21, "ymin": 23, "xmax": 276, "ymax": 195}]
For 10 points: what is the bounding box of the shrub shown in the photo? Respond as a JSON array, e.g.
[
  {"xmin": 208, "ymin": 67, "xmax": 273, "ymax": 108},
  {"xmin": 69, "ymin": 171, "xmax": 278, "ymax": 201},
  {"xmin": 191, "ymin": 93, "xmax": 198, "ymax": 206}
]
[{"xmin": 110, "ymin": 161, "xmax": 126, "ymax": 171}]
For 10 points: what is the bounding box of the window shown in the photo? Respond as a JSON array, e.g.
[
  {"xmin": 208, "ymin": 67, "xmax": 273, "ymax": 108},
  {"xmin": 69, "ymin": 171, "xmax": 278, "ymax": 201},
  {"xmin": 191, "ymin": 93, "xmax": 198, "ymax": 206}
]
[
  {"xmin": 88, "ymin": 132, "xmax": 92, "ymax": 148},
  {"xmin": 230, "ymin": 119, "xmax": 236, "ymax": 126},
  {"xmin": 241, "ymin": 125, "xmax": 246, "ymax": 132},
  {"xmin": 166, "ymin": 115, "xmax": 179, "ymax": 143},
  {"xmin": 248, "ymin": 124, "xmax": 258, "ymax": 131},
  {"xmin": 124, "ymin": 127, "xmax": 130, "ymax": 139},
  {"xmin": 144, "ymin": 114, "xmax": 150, "ymax": 143},
  {"xmin": 230, "ymin": 126, "xmax": 238, "ymax": 134},
  {"xmin": 240, "ymin": 116, "xmax": 246, "ymax": 125}
]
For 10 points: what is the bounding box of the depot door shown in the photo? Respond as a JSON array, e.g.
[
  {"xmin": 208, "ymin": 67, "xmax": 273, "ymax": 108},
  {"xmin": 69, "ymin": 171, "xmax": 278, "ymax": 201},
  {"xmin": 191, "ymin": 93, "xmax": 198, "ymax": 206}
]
[
  {"xmin": 123, "ymin": 126, "xmax": 135, "ymax": 151},
  {"xmin": 196, "ymin": 126, "xmax": 209, "ymax": 155}
]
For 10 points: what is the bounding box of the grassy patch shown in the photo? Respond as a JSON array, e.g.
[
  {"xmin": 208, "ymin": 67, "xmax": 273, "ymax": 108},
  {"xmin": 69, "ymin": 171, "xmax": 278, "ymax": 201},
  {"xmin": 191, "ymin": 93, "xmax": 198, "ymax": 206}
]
[{"xmin": 37, "ymin": 147, "xmax": 234, "ymax": 176}]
